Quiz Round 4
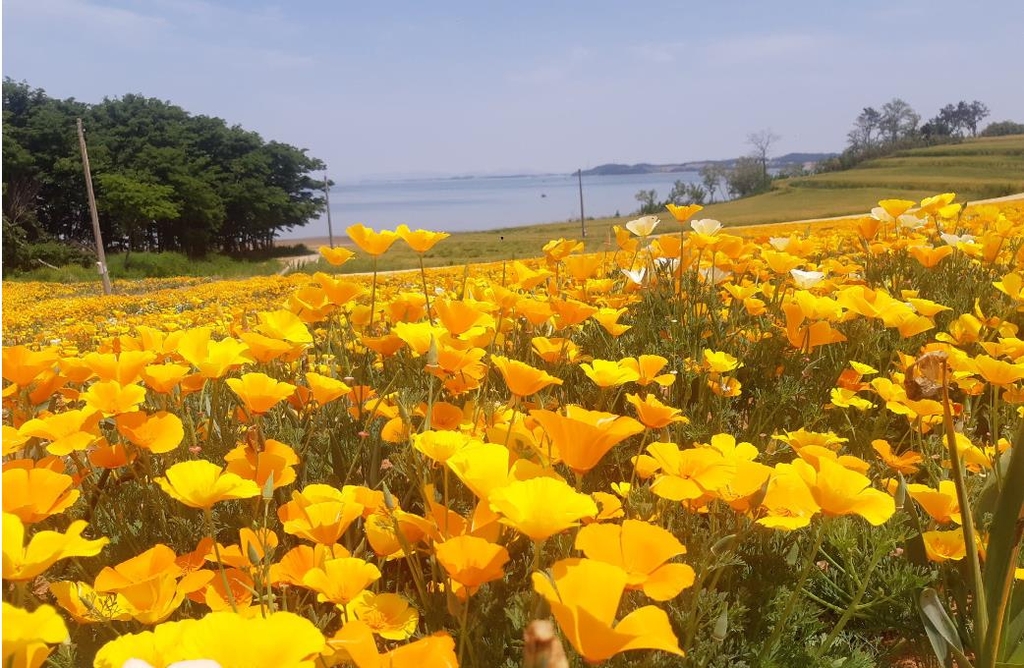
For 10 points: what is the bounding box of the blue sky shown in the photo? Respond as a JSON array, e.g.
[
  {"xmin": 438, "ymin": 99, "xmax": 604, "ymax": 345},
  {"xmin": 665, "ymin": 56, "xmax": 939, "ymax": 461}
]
[{"xmin": 4, "ymin": 0, "xmax": 1023, "ymax": 180}]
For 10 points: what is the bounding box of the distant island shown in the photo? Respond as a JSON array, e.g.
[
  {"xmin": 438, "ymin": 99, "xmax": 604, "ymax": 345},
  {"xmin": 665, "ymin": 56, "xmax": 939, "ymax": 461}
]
[{"xmin": 580, "ymin": 152, "xmax": 837, "ymax": 176}]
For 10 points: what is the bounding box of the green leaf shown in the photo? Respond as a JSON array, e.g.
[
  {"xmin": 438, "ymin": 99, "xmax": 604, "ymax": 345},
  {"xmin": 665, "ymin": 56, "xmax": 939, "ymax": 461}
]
[
  {"xmin": 984, "ymin": 425, "xmax": 1024, "ymax": 663},
  {"xmin": 920, "ymin": 587, "xmax": 962, "ymax": 667}
]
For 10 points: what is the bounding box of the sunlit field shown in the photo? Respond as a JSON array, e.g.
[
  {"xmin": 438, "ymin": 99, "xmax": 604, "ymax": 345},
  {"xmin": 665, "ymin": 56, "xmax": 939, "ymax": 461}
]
[{"xmin": 4, "ymin": 194, "xmax": 1024, "ymax": 667}]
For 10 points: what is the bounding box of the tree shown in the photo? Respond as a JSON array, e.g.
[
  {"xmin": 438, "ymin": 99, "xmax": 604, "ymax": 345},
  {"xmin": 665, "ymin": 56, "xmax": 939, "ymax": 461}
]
[
  {"xmin": 747, "ymin": 129, "xmax": 780, "ymax": 190},
  {"xmin": 726, "ymin": 157, "xmax": 768, "ymax": 198},
  {"xmin": 699, "ymin": 163, "xmax": 728, "ymax": 203},
  {"xmin": 847, "ymin": 107, "xmax": 882, "ymax": 150},
  {"xmin": 634, "ymin": 189, "xmax": 659, "ymax": 215},
  {"xmin": 95, "ymin": 172, "xmax": 179, "ymax": 265},
  {"xmin": 879, "ymin": 98, "xmax": 920, "ymax": 144},
  {"xmin": 960, "ymin": 100, "xmax": 989, "ymax": 137},
  {"xmin": 667, "ymin": 180, "xmax": 707, "ymax": 206}
]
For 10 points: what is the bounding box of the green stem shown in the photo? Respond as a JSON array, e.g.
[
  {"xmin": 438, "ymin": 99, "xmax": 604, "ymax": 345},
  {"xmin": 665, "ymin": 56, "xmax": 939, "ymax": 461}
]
[
  {"xmin": 759, "ymin": 519, "xmax": 827, "ymax": 663},
  {"xmin": 419, "ymin": 254, "xmax": 434, "ymax": 326},
  {"xmin": 941, "ymin": 367, "xmax": 988, "ymax": 643},
  {"xmin": 205, "ymin": 509, "xmax": 238, "ymax": 613},
  {"xmin": 812, "ymin": 540, "xmax": 887, "ymax": 659},
  {"xmin": 368, "ymin": 256, "xmax": 378, "ymax": 330}
]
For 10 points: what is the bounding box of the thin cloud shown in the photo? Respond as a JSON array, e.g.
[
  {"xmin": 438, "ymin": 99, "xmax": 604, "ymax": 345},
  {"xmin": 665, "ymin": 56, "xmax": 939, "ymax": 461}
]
[
  {"xmin": 4, "ymin": 0, "xmax": 168, "ymax": 35},
  {"xmin": 701, "ymin": 33, "xmax": 832, "ymax": 67},
  {"xmin": 507, "ymin": 46, "xmax": 591, "ymax": 86}
]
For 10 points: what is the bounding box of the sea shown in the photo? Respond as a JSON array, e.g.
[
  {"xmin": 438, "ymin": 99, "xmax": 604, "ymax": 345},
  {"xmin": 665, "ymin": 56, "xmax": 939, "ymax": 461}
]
[{"xmin": 281, "ymin": 171, "xmax": 708, "ymax": 240}]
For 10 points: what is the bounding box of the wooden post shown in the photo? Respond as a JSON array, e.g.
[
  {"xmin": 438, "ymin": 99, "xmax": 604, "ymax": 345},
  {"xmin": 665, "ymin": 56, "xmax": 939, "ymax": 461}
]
[
  {"xmin": 577, "ymin": 169, "xmax": 586, "ymax": 238},
  {"xmin": 77, "ymin": 118, "xmax": 112, "ymax": 295},
  {"xmin": 323, "ymin": 171, "xmax": 334, "ymax": 248}
]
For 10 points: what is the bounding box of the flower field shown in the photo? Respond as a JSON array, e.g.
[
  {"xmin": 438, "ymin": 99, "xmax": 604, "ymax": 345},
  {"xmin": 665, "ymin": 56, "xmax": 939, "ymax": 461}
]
[{"xmin": 3, "ymin": 194, "xmax": 1024, "ymax": 668}]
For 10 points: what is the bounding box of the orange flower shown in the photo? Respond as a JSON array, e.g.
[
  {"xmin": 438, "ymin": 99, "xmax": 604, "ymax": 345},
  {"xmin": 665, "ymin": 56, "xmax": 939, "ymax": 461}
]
[
  {"xmin": 226, "ymin": 372, "xmax": 297, "ymax": 415},
  {"xmin": 327, "ymin": 620, "xmax": 456, "ymax": 668},
  {"xmin": 921, "ymin": 530, "xmax": 967, "ymax": 562},
  {"xmin": 224, "ymin": 438, "xmax": 299, "ymax": 490},
  {"xmin": 155, "ymin": 460, "xmax": 260, "ymax": 509},
  {"xmin": 625, "ymin": 393, "xmax": 688, "ymax": 429},
  {"xmin": 488, "ymin": 477, "xmax": 596, "ymax": 542},
  {"xmin": 491, "ymin": 355, "xmax": 563, "ymax": 397},
  {"xmin": 871, "ymin": 439, "xmax": 922, "ymax": 475},
  {"xmin": 346, "ymin": 223, "xmax": 398, "ymax": 256},
  {"xmin": 1, "ymin": 345, "xmax": 59, "ymax": 387},
  {"xmin": 435, "ymin": 534, "xmax": 510, "ymax": 595},
  {"xmin": 396, "ymin": 223, "xmax": 450, "ymax": 253},
  {"xmin": 93, "ymin": 543, "xmax": 212, "ymax": 624},
  {"xmin": 622, "ymin": 354, "xmax": 675, "ymax": 387},
  {"xmin": 530, "ymin": 406, "xmax": 644, "ymax": 476},
  {"xmin": 532, "ymin": 558, "xmax": 684, "ymax": 663},
  {"xmin": 575, "ymin": 520, "xmax": 695, "ymax": 601},
  {"xmin": 305, "ymin": 372, "xmax": 351, "ymax": 406},
  {"xmin": 278, "ymin": 484, "xmax": 364, "ymax": 544},
  {"xmin": 115, "ymin": 411, "xmax": 184, "ymax": 454},
  {"xmin": 906, "ymin": 480, "xmax": 961, "ymax": 524},
  {"xmin": 2, "ymin": 468, "xmax": 79, "ymax": 524}
]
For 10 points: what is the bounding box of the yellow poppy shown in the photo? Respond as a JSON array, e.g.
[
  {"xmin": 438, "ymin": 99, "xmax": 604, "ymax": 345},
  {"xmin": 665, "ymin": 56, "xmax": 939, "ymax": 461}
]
[
  {"xmin": 346, "ymin": 591, "xmax": 419, "ymax": 641},
  {"xmin": 532, "ymin": 558, "xmax": 684, "ymax": 663},
  {"xmin": 396, "ymin": 223, "xmax": 450, "ymax": 253},
  {"xmin": 278, "ymin": 484, "xmax": 364, "ymax": 544},
  {"xmin": 224, "ymin": 438, "xmax": 299, "ymax": 490},
  {"xmin": 2, "ymin": 602, "xmax": 69, "ymax": 668},
  {"xmin": 226, "ymin": 372, "xmax": 297, "ymax": 415},
  {"xmin": 580, "ymin": 358, "xmax": 641, "ymax": 388},
  {"xmin": 319, "ymin": 245, "xmax": 355, "ymax": 266},
  {"xmin": 17, "ymin": 408, "xmax": 102, "ymax": 456},
  {"xmin": 155, "ymin": 460, "xmax": 260, "ymax": 509},
  {"xmin": 303, "ymin": 557, "xmax": 382, "ymax": 605},
  {"xmin": 346, "ymin": 223, "xmax": 398, "ymax": 256},
  {"xmin": 625, "ymin": 393, "xmax": 688, "ymax": 429},
  {"xmin": 666, "ymin": 202, "xmax": 703, "ymax": 223},
  {"xmin": 922, "ymin": 529, "xmax": 967, "ymax": 562},
  {"xmin": 115, "ymin": 411, "xmax": 184, "ymax": 454},
  {"xmin": 793, "ymin": 458, "xmax": 894, "ymax": 525},
  {"xmin": 531, "ymin": 406, "xmax": 644, "ymax": 476},
  {"xmin": 3, "ymin": 513, "xmax": 108, "ymax": 581},
  {"xmin": 488, "ymin": 477, "xmax": 597, "ymax": 541},
  {"xmin": 81, "ymin": 380, "xmax": 147, "ymax": 417}
]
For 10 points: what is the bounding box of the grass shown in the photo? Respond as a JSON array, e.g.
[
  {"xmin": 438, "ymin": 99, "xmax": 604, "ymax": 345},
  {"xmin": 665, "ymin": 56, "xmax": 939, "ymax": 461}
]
[{"xmin": 8, "ymin": 251, "xmax": 283, "ymax": 283}]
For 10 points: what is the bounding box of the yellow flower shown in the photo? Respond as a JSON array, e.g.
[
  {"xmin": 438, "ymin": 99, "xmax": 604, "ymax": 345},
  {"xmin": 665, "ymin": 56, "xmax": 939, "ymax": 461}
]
[
  {"xmin": 346, "ymin": 591, "xmax": 419, "ymax": 641},
  {"xmin": 319, "ymin": 245, "xmax": 355, "ymax": 266},
  {"xmin": 305, "ymin": 372, "xmax": 351, "ymax": 406},
  {"xmin": 666, "ymin": 202, "xmax": 703, "ymax": 223},
  {"xmin": 17, "ymin": 408, "xmax": 101, "ymax": 456},
  {"xmin": 413, "ymin": 430, "xmax": 479, "ymax": 464},
  {"xmin": 793, "ymin": 458, "xmax": 894, "ymax": 525},
  {"xmin": 226, "ymin": 372, "xmax": 298, "ymax": 415},
  {"xmin": 155, "ymin": 460, "xmax": 260, "ymax": 509},
  {"xmin": 177, "ymin": 328, "xmax": 254, "ymax": 379},
  {"xmin": 2, "ymin": 603, "xmax": 69, "ymax": 668},
  {"xmin": 532, "ymin": 558, "xmax": 684, "ymax": 663},
  {"xmin": 81, "ymin": 379, "xmax": 147, "ymax": 416},
  {"xmin": 346, "ymin": 223, "xmax": 398, "ymax": 256},
  {"xmin": 278, "ymin": 484, "xmax": 364, "ymax": 544},
  {"xmin": 302, "ymin": 557, "xmax": 382, "ymax": 605},
  {"xmin": 580, "ymin": 358, "xmax": 641, "ymax": 388},
  {"xmin": 396, "ymin": 223, "xmax": 450, "ymax": 253},
  {"xmin": 626, "ymin": 393, "xmax": 688, "ymax": 429},
  {"xmin": 702, "ymin": 349, "xmax": 741, "ymax": 374},
  {"xmin": 224, "ymin": 438, "xmax": 299, "ymax": 490},
  {"xmin": 489, "ymin": 477, "xmax": 597, "ymax": 541},
  {"xmin": 3, "ymin": 512, "xmax": 108, "ymax": 581}
]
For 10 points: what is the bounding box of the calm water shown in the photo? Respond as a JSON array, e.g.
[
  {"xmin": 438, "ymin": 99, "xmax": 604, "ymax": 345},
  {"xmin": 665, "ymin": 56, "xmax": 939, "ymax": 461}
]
[{"xmin": 282, "ymin": 171, "xmax": 708, "ymax": 239}]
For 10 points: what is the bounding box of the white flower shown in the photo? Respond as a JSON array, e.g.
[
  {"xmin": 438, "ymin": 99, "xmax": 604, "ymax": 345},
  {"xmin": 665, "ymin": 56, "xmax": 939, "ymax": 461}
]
[
  {"xmin": 768, "ymin": 236, "xmax": 791, "ymax": 251},
  {"xmin": 790, "ymin": 269, "xmax": 825, "ymax": 289},
  {"xmin": 870, "ymin": 206, "xmax": 894, "ymax": 222},
  {"xmin": 621, "ymin": 267, "xmax": 647, "ymax": 285},
  {"xmin": 626, "ymin": 215, "xmax": 660, "ymax": 237},
  {"xmin": 940, "ymin": 233, "xmax": 976, "ymax": 246},
  {"xmin": 698, "ymin": 266, "xmax": 732, "ymax": 284},
  {"xmin": 897, "ymin": 214, "xmax": 924, "ymax": 230},
  {"xmin": 690, "ymin": 218, "xmax": 722, "ymax": 236}
]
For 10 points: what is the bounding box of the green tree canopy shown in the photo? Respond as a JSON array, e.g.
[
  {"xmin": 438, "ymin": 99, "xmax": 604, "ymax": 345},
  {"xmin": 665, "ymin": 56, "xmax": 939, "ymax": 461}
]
[{"xmin": 2, "ymin": 78, "xmax": 326, "ymax": 266}]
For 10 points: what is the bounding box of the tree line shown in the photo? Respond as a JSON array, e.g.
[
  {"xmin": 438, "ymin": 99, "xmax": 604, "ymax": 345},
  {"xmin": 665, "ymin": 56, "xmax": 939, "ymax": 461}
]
[{"xmin": 2, "ymin": 79, "xmax": 327, "ymax": 272}]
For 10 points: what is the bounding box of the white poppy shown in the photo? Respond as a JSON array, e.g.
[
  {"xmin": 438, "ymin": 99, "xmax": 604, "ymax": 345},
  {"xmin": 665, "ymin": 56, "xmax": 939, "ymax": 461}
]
[
  {"xmin": 768, "ymin": 236, "xmax": 791, "ymax": 251},
  {"xmin": 625, "ymin": 215, "xmax": 660, "ymax": 237},
  {"xmin": 790, "ymin": 269, "xmax": 825, "ymax": 289},
  {"xmin": 621, "ymin": 267, "xmax": 647, "ymax": 285},
  {"xmin": 690, "ymin": 218, "xmax": 722, "ymax": 236}
]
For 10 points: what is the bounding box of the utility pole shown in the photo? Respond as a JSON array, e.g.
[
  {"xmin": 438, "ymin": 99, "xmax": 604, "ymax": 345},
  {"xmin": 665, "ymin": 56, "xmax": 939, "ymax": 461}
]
[
  {"xmin": 577, "ymin": 168, "xmax": 586, "ymax": 238},
  {"xmin": 77, "ymin": 118, "xmax": 112, "ymax": 295},
  {"xmin": 323, "ymin": 171, "xmax": 334, "ymax": 248}
]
